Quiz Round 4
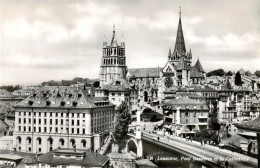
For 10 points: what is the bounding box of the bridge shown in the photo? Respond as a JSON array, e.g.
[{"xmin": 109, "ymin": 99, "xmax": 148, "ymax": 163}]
[{"xmin": 127, "ymin": 129, "xmax": 257, "ymax": 168}]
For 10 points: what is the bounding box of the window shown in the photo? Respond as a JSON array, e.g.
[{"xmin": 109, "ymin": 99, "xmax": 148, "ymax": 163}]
[
  {"xmin": 19, "ymin": 126, "xmax": 21, "ymax": 131},
  {"xmin": 39, "ymin": 127, "xmax": 41, "ymax": 132},
  {"xmin": 19, "ymin": 118, "xmax": 21, "ymax": 124},
  {"xmin": 44, "ymin": 127, "xmax": 47, "ymax": 132},
  {"xmin": 72, "ymin": 120, "xmax": 74, "ymax": 125},
  {"xmin": 50, "ymin": 119, "xmax": 52, "ymax": 124},
  {"xmin": 118, "ymin": 93, "xmax": 121, "ymax": 96},
  {"xmin": 44, "ymin": 119, "xmax": 47, "ymax": 124},
  {"xmin": 77, "ymin": 120, "xmax": 80, "ymax": 126},
  {"xmin": 19, "ymin": 112, "xmax": 21, "ymax": 116},
  {"xmin": 61, "ymin": 120, "xmax": 63, "ymax": 125},
  {"xmin": 34, "ymin": 112, "xmax": 36, "ymax": 116},
  {"xmin": 56, "ymin": 127, "xmax": 58, "ymax": 133},
  {"xmin": 39, "ymin": 119, "xmax": 41, "ymax": 124},
  {"xmin": 29, "ymin": 118, "xmax": 31, "ymax": 124},
  {"xmin": 24, "ymin": 112, "xmax": 26, "ymax": 116},
  {"xmin": 83, "ymin": 113, "xmax": 85, "ymax": 118},
  {"xmin": 77, "ymin": 113, "xmax": 80, "ymax": 118},
  {"xmin": 77, "ymin": 128, "xmax": 80, "ymax": 134},
  {"xmin": 61, "ymin": 113, "xmax": 63, "ymax": 117},
  {"xmin": 56, "ymin": 113, "xmax": 58, "ymax": 117},
  {"xmin": 83, "ymin": 129, "xmax": 85, "ymax": 134},
  {"xmin": 29, "ymin": 126, "xmax": 31, "ymax": 132},
  {"xmin": 24, "ymin": 126, "xmax": 26, "ymax": 132},
  {"xmin": 34, "ymin": 127, "xmax": 36, "ymax": 132},
  {"xmin": 72, "ymin": 128, "xmax": 74, "ymax": 133},
  {"xmin": 24, "ymin": 118, "xmax": 26, "ymax": 124},
  {"xmin": 185, "ymin": 112, "xmax": 189, "ymax": 117},
  {"xmin": 29, "ymin": 112, "xmax": 31, "ymax": 116},
  {"xmin": 112, "ymin": 93, "xmax": 115, "ymax": 96},
  {"xmin": 50, "ymin": 112, "xmax": 52, "ymax": 117},
  {"xmin": 44, "ymin": 112, "xmax": 47, "ymax": 117},
  {"xmin": 56, "ymin": 119, "xmax": 58, "ymax": 125},
  {"xmin": 39, "ymin": 148, "xmax": 41, "ymax": 152}
]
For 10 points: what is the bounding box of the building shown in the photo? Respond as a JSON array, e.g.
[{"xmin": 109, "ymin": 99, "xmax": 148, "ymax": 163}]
[
  {"xmin": 100, "ymin": 25, "xmax": 127, "ymax": 87},
  {"xmin": 162, "ymin": 95, "xmax": 209, "ymax": 137},
  {"xmin": 98, "ymin": 8, "xmax": 206, "ymax": 108},
  {"xmin": 13, "ymin": 86, "xmax": 115, "ymax": 154},
  {"xmin": 25, "ymin": 148, "xmax": 110, "ymax": 168}
]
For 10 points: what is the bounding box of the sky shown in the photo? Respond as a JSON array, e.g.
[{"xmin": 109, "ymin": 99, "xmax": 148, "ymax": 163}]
[{"xmin": 0, "ymin": 0, "xmax": 260, "ymax": 85}]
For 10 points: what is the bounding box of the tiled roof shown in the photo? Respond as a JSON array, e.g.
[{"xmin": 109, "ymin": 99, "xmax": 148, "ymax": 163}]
[
  {"xmin": 190, "ymin": 66, "xmax": 204, "ymax": 78},
  {"xmin": 128, "ymin": 67, "xmax": 161, "ymax": 78},
  {"xmin": 163, "ymin": 97, "xmax": 208, "ymax": 110},
  {"xmin": 26, "ymin": 148, "xmax": 109, "ymax": 167},
  {"xmin": 16, "ymin": 86, "xmax": 114, "ymax": 108},
  {"xmin": 235, "ymin": 117, "xmax": 260, "ymax": 133}
]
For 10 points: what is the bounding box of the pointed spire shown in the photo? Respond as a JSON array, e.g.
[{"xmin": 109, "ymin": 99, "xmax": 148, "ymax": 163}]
[
  {"xmin": 168, "ymin": 48, "xmax": 171, "ymax": 60},
  {"xmin": 103, "ymin": 35, "xmax": 107, "ymax": 47},
  {"xmin": 110, "ymin": 24, "xmax": 117, "ymax": 46},
  {"xmin": 121, "ymin": 34, "xmax": 125, "ymax": 47},
  {"xmin": 174, "ymin": 6, "xmax": 186, "ymax": 55},
  {"xmin": 195, "ymin": 58, "xmax": 205, "ymax": 73},
  {"xmin": 179, "ymin": 6, "xmax": 181, "ymax": 19}
]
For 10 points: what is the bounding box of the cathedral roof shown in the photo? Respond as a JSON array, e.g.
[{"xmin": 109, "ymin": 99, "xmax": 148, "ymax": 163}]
[
  {"xmin": 128, "ymin": 67, "xmax": 162, "ymax": 78},
  {"xmin": 194, "ymin": 59, "xmax": 205, "ymax": 73},
  {"xmin": 190, "ymin": 66, "xmax": 204, "ymax": 78},
  {"xmin": 174, "ymin": 11, "xmax": 186, "ymax": 55}
]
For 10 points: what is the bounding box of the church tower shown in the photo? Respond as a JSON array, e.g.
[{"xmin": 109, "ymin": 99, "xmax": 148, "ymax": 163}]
[
  {"xmin": 168, "ymin": 7, "xmax": 192, "ymax": 66},
  {"xmin": 100, "ymin": 25, "xmax": 127, "ymax": 87}
]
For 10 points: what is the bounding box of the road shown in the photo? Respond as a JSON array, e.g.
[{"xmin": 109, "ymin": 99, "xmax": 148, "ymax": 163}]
[{"xmin": 137, "ymin": 130, "xmax": 257, "ymax": 168}]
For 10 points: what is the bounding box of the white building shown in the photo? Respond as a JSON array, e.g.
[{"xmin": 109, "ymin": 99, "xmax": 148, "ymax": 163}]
[{"xmin": 13, "ymin": 86, "xmax": 115, "ymax": 154}]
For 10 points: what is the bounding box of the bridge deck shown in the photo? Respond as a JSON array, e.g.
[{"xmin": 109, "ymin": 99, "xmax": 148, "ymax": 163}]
[{"xmin": 129, "ymin": 132, "xmax": 257, "ymax": 168}]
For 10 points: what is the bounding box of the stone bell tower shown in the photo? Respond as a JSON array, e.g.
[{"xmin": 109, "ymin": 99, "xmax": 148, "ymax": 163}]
[{"xmin": 100, "ymin": 25, "xmax": 127, "ymax": 87}]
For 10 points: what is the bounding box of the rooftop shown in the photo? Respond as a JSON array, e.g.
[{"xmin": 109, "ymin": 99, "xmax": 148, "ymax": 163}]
[
  {"xmin": 26, "ymin": 148, "xmax": 109, "ymax": 167},
  {"xmin": 235, "ymin": 117, "xmax": 260, "ymax": 133},
  {"xmin": 128, "ymin": 67, "xmax": 161, "ymax": 78},
  {"xmin": 16, "ymin": 86, "xmax": 114, "ymax": 109}
]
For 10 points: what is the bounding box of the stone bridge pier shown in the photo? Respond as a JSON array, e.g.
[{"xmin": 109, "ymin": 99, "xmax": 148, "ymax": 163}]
[{"xmin": 126, "ymin": 126, "xmax": 143, "ymax": 158}]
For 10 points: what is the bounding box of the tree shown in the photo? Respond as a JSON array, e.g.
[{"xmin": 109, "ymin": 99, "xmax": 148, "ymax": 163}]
[
  {"xmin": 245, "ymin": 71, "xmax": 251, "ymax": 76},
  {"xmin": 112, "ymin": 101, "xmax": 132, "ymax": 152},
  {"xmin": 226, "ymin": 71, "xmax": 233, "ymax": 76},
  {"xmin": 209, "ymin": 101, "xmax": 221, "ymax": 143},
  {"xmin": 254, "ymin": 70, "xmax": 260, "ymax": 77},
  {"xmin": 235, "ymin": 71, "xmax": 243, "ymax": 86},
  {"xmin": 206, "ymin": 69, "xmax": 225, "ymax": 77}
]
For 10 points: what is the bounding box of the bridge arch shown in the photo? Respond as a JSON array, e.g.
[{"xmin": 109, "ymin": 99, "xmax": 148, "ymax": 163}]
[{"xmin": 126, "ymin": 137, "xmax": 143, "ymax": 158}]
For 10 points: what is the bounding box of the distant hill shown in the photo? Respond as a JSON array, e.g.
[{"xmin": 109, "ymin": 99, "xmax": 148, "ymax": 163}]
[{"xmin": 41, "ymin": 77, "xmax": 99, "ymax": 87}]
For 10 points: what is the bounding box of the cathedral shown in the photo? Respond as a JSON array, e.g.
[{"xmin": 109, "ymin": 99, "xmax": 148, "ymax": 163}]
[{"xmin": 97, "ymin": 8, "xmax": 206, "ymax": 106}]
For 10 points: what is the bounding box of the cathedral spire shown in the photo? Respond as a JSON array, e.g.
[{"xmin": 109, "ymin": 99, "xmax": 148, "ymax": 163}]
[
  {"xmin": 168, "ymin": 48, "xmax": 171, "ymax": 59},
  {"xmin": 110, "ymin": 24, "xmax": 117, "ymax": 46},
  {"xmin": 121, "ymin": 34, "xmax": 125, "ymax": 47},
  {"xmin": 174, "ymin": 6, "xmax": 186, "ymax": 55},
  {"xmin": 103, "ymin": 35, "xmax": 107, "ymax": 47}
]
